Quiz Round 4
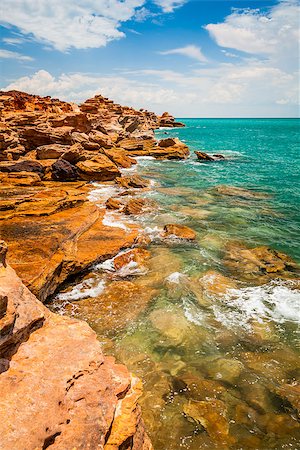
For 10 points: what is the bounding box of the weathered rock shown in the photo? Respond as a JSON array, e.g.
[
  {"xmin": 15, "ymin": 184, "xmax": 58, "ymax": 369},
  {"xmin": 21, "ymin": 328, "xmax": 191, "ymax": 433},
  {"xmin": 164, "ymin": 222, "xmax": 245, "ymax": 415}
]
[
  {"xmin": 0, "ymin": 171, "xmax": 41, "ymax": 186},
  {"xmin": 113, "ymin": 248, "xmax": 151, "ymax": 271},
  {"xmin": 116, "ymin": 175, "xmax": 150, "ymax": 189},
  {"xmin": 36, "ymin": 144, "xmax": 70, "ymax": 160},
  {"xmin": 51, "ymin": 159, "xmax": 78, "ymax": 181},
  {"xmin": 106, "ymin": 197, "xmax": 124, "ymax": 210},
  {"xmin": 76, "ymin": 156, "xmax": 120, "ymax": 181},
  {"xmin": 224, "ymin": 243, "xmax": 299, "ymax": 281},
  {"xmin": 0, "ymin": 256, "xmax": 152, "ymax": 450},
  {"xmin": 158, "ymin": 112, "xmax": 185, "ymax": 128},
  {"xmin": 195, "ymin": 151, "xmax": 215, "ymax": 161},
  {"xmin": 103, "ymin": 147, "xmax": 137, "ymax": 168},
  {"xmin": 0, "ymin": 159, "xmax": 44, "ymax": 176},
  {"xmin": 183, "ymin": 399, "xmax": 231, "ymax": 444},
  {"xmin": 163, "ymin": 223, "xmax": 196, "ymax": 240},
  {"xmin": 1, "ymin": 184, "xmax": 138, "ymax": 301},
  {"xmin": 123, "ymin": 198, "xmax": 155, "ymax": 215}
]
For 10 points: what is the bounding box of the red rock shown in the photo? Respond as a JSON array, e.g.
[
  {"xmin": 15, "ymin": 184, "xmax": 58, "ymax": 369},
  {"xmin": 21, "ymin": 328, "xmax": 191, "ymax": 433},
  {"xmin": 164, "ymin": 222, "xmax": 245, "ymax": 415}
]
[
  {"xmin": 0, "ymin": 159, "xmax": 45, "ymax": 176},
  {"xmin": 123, "ymin": 198, "xmax": 155, "ymax": 215},
  {"xmin": 194, "ymin": 151, "xmax": 215, "ymax": 161},
  {"xmin": 113, "ymin": 248, "xmax": 151, "ymax": 271},
  {"xmin": 116, "ymin": 175, "xmax": 150, "ymax": 189},
  {"xmin": 51, "ymin": 159, "xmax": 78, "ymax": 181},
  {"xmin": 163, "ymin": 224, "xmax": 196, "ymax": 240},
  {"xmin": 76, "ymin": 156, "xmax": 120, "ymax": 181},
  {"xmin": 106, "ymin": 197, "xmax": 124, "ymax": 210}
]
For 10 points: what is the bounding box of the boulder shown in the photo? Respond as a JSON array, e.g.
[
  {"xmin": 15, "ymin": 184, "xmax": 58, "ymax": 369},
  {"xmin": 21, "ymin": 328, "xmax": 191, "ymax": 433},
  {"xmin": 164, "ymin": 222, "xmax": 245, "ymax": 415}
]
[
  {"xmin": 105, "ymin": 197, "xmax": 124, "ymax": 210},
  {"xmin": 113, "ymin": 248, "xmax": 151, "ymax": 271},
  {"xmin": 162, "ymin": 224, "xmax": 196, "ymax": 240},
  {"xmin": 36, "ymin": 144, "xmax": 70, "ymax": 160},
  {"xmin": 0, "ymin": 171, "xmax": 41, "ymax": 186},
  {"xmin": 123, "ymin": 198, "xmax": 155, "ymax": 215},
  {"xmin": 116, "ymin": 175, "xmax": 150, "ymax": 189},
  {"xmin": 103, "ymin": 147, "xmax": 137, "ymax": 168},
  {"xmin": 76, "ymin": 156, "xmax": 120, "ymax": 181},
  {"xmin": 194, "ymin": 151, "xmax": 215, "ymax": 161},
  {"xmin": 51, "ymin": 159, "xmax": 78, "ymax": 181}
]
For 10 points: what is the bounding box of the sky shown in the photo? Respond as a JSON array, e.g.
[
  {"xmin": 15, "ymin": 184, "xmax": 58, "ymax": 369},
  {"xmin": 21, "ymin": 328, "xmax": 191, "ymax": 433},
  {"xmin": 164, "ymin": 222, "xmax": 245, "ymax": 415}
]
[{"xmin": 0, "ymin": 0, "xmax": 299, "ymax": 117}]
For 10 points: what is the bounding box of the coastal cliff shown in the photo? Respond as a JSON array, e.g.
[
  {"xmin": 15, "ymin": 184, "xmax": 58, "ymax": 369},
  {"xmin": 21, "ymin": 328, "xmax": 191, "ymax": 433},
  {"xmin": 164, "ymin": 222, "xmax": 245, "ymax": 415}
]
[{"xmin": 0, "ymin": 89, "xmax": 187, "ymax": 449}]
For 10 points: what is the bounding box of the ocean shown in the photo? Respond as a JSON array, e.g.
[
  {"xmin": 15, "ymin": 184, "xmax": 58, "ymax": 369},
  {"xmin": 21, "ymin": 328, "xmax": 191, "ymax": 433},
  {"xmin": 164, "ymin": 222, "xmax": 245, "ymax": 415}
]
[{"xmin": 51, "ymin": 118, "xmax": 300, "ymax": 449}]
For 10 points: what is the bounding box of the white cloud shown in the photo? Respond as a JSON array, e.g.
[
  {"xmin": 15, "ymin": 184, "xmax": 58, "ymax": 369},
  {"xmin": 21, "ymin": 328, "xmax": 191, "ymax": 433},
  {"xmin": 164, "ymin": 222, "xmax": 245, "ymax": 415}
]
[
  {"xmin": 159, "ymin": 45, "xmax": 207, "ymax": 62},
  {"xmin": 0, "ymin": 49, "xmax": 33, "ymax": 61},
  {"xmin": 205, "ymin": 0, "xmax": 300, "ymax": 71},
  {"xmin": 154, "ymin": 0, "xmax": 186, "ymax": 13},
  {"xmin": 2, "ymin": 69, "xmax": 178, "ymax": 108},
  {"xmin": 2, "ymin": 37, "xmax": 25, "ymax": 45},
  {"xmin": 0, "ymin": 0, "xmax": 145, "ymax": 51}
]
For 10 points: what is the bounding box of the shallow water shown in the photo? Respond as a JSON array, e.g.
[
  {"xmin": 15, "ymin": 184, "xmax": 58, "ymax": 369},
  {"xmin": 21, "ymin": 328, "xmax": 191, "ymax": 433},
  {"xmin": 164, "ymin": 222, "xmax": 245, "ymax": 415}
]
[{"xmin": 50, "ymin": 119, "xmax": 300, "ymax": 449}]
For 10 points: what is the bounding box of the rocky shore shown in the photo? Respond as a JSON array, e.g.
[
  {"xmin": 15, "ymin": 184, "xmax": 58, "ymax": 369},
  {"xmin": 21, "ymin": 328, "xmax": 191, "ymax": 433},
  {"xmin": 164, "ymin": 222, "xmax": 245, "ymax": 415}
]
[{"xmin": 0, "ymin": 90, "xmax": 188, "ymax": 449}]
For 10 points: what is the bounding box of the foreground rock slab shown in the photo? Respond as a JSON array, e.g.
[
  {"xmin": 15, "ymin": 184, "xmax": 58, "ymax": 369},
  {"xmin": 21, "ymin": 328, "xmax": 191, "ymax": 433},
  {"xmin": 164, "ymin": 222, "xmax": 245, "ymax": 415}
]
[{"xmin": 0, "ymin": 247, "xmax": 152, "ymax": 450}]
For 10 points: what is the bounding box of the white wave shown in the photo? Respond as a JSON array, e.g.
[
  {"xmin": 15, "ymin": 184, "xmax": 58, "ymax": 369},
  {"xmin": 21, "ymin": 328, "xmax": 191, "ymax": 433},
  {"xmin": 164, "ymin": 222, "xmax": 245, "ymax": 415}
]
[
  {"xmin": 102, "ymin": 212, "xmax": 130, "ymax": 231},
  {"xmin": 88, "ymin": 184, "xmax": 121, "ymax": 204},
  {"xmin": 144, "ymin": 225, "xmax": 162, "ymax": 240},
  {"xmin": 212, "ymin": 279, "xmax": 300, "ymax": 330},
  {"xmin": 135, "ymin": 156, "xmax": 155, "ymax": 161},
  {"xmin": 56, "ymin": 278, "xmax": 105, "ymax": 301},
  {"xmin": 166, "ymin": 272, "xmax": 185, "ymax": 284}
]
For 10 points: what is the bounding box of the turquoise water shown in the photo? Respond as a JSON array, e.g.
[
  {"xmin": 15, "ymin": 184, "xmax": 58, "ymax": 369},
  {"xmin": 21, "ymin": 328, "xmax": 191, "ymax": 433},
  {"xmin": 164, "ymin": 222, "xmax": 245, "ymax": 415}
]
[
  {"xmin": 154, "ymin": 118, "xmax": 300, "ymax": 261},
  {"xmin": 51, "ymin": 118, "xmax": 300, "ymax": 449}
]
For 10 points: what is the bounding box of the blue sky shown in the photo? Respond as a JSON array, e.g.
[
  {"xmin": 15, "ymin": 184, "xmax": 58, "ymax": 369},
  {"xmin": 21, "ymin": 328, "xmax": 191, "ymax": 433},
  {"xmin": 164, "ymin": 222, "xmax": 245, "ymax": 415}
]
[{"xmin": 0, "ymin": 0, "xmax": 299, "ymax": 117}]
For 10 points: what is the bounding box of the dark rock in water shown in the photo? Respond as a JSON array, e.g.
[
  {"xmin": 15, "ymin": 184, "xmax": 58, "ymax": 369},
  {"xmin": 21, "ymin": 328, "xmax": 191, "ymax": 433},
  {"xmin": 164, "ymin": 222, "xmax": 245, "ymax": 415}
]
[
  {"xmin": 213, "ymin": 154, "xmax": 225, "ymax": 159},
  {"xmin": 194, "ymin": 151, "xmax": 215, "ymax": 161},
  {"xmin": 51, "ymin": 159, "xmax": 78, "ymax": 181}
]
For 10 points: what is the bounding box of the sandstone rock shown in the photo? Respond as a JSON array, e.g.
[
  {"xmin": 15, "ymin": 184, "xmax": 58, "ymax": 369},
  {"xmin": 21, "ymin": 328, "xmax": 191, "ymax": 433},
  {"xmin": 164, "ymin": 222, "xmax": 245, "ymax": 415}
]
[
  {"xmin": 274, "ymin": 382, "xmax": 300, "ymax": 416},
  {"xmin": 1, "ymin": 184, "xmax": 138, "ymax": 301},
  {"xmin": 199, "ymin": 270, "xmax": 237, "ymax": 296},
  {"xmin": 163, "ymin": 223, "xmax": 196, "ymax": 240},
  {"xmin": 205, "ymin": 357, "xmax": 245, "ymax": 385},
  {"xmin": 36, "ymin": 144, "xmax": 70, "ymax": 159},
  {"xmin": 159, "ymin": 112, "xmax": 185, "ymax": 128},
  {"xmin": 76, "ymin": 156, "xmax": 120, "ymax": 181},
  {"xmin": 103, "ymin": 147, "xmax": 137, "ymax": 168},
  {"xmin": 106, "ymin": 197, "xmax": 124, "ymax": 210},
  {"xmin": 176, "ymin": 372, "xmax": 225, "ymax": 401},
  {"xmin": 51, "ymin": 159, "xmax": 78, "ymax": 181},
  {"xmin": 195, "ymin": 151, "xmax": 215, "ymax": 161},
  {"xmin": 215, "ymin": 185, "xmax": 269, "ymax": 199},
  {"xmin": 158, "ymin": 137, "xmax": 177, "ymax": 148},
  {"xmin": 0, "ymin": 159, "xmax": 45, "ymax": 176},
  {"xmin": 116, "ymin": 175, "xmax": 150, "ymax": 189},
  {"xmin": 183, "ymin": 399, "xmax": 231, "ymax": 444},
  {"xmin": 0, "ymin": 171, "xmax": 41, "ymax": 186},
  {"xmin": 113, "ymin": 248, "xmax": 151, "ymax": 271},
  {"xmin": 149, "ymin": 308, "xmax": 191, "ymax": 345},
  {"xmin": 0, "ymin": 258, "xmax": 151, "ymax": 450},
  {"xmin": 123, "ymin": 198, "xmax": 155, "ymax": 215},
  {"xmin": 224, "ymin": 243, "xmax": 299, "ymax": 281}
]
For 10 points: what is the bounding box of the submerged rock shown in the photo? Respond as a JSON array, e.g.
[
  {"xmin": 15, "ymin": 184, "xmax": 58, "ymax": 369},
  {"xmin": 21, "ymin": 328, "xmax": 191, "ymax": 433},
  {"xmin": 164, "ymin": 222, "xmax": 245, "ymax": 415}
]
[
  {"xmin": 224, "ymin": 243, "xmax": 299, "ymax": 281},
  {"xmin": 123, "ymin": 198, "xmax": 156, "ymax": 215},
  {"xmin": 116, "ymin": 175, "xmax": 150, "ymax": 189},
  {"xmin": 215, "ymin": 185, "xmax": 269, "ymax": 199},
  {"xmin": 204, "ymin": 357, "xmax": 245, "ymax": 385},
  {"xmin": 183, "ymin": 399, "xmax": 231, "ymax": 444},
  {"xmin": 113, "ymin": 248, "xmax": 151, "ymax": 272},
  {"xmin": 162, "ymin": 223, "xmax": 196, "ymax": 240}
]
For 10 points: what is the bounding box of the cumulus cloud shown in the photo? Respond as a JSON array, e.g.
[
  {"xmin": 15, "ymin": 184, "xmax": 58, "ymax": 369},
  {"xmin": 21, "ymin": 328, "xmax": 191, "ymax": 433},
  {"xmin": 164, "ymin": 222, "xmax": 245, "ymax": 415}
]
[
  {"xmin": 159, "ymin": 45, "xmax": 207, "ymax": 62},
  {"xmin": 0, "ymin": 49, "xmax": 33, "ymax": 61},
  {"xmin": 0, "ymin": 0, "xmax": 188, "ymax": 52},
  {"xmin": 3, "ymin": 69, "xmax": 178, "ymax": 108}
]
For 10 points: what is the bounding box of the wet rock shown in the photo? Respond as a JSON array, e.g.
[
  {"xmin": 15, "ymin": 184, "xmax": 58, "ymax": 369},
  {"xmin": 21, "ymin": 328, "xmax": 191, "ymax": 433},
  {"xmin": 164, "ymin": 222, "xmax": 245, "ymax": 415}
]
[
  {"xmin": 183, "ymin": 399, "xmax": 231, "ymax": 444},
  {"xmin": 1, "ymin": 184, "xmax": 138, "ymax": 301},
  {"xmin": 215, "ymin": 185, "xmax": 269, "ymax": 199},
  {"xmin": 149, "ymin": 309, "xmax": 191, "ymax": 346},
  {"xmin": 195, "ymin": 151, "xmax": 215, "ymax": 161},
  {"xmin": 205, "ymin": 357, "xmax": 245, "ymax": 385},
  {"xmin": 51, "ymin": 159, "xmax": 78, "ymax": 181},
  {"xmin": 76, "ymin": 156, "xmax": 120, "ymax": 181},
  {"xmin": 116, "ymin": 175, "xmax": 150, "ymax": 189},
  {"xmin": 176, "ymin": 372, "xmax": 225, "ymax": 401},
  {"xmin": 105, "ymin": 197, "xmax": 124, "ymax": 210},
  {"xmin": 113, "ymin": 248, "xmax": 151, "ymax": 271},
  {"xmin": 224, "ymin": 243, "xmax": 299, "ymax": 281},
  {"xmin": 162, "ymin": 223, "xmax": 196, "ymax": 240},
  {"xmin": 134, "ymin": 233, "xmax": 152, "ymax": 248},
  {"xmin": 274, "ymin": 382, "xmax": 300, "ymax": 416},
  {"xmin": 123, "ymin": 198, "xmax": 156, "ymax": 215},
  {"xmin": 158, "ymin": 137, "xmax": 177, "ymax": 148},
  {"xmin": 0, "ymin": 260, "xmax": 151, "ymax": 450},
  {"xmin": 199, "ymin": 270, "xmax": 237, "ymax": 297}
]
